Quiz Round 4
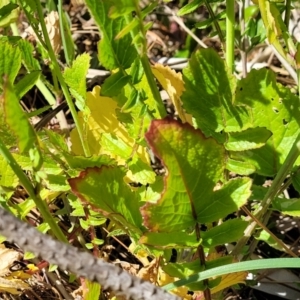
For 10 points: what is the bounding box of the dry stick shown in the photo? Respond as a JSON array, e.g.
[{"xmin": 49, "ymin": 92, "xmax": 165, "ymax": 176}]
[{"xmin": 0, "ymin": 208, "xmax": 180, "ymax": 300}]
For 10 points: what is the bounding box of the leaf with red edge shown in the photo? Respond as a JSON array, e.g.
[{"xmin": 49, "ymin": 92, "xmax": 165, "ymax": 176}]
[
  {"xmin": 68, "ymin": 166, "xmax": 144, "ymax": 237},
  {"xmin": 141, "ymin": 118, "xmax": 251, "ymax": 232}
]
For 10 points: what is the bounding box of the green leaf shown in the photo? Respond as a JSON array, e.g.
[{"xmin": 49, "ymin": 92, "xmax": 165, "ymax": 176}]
[
  {"xmin": 225, "ymin": 127, "xmax": 272, "ymax": 151},
  {"xmin": 199, "ymin": 178, "xmax": 251, "ymax": 223},
  {"xmin": 115, "ymin": 17, "xmax": 139, "ymax": 40},
  {"xmin": 0, "ymin": 1, "xmax": 18, "ymax": 27},
  {"xmin": 141, "ymin": 1, "xmax": 159, "ymax": 18},
  {"xmin": 272, "ymin": 197, "xmax": 300, "ymax": 216},
  {"xmin": 68, "ymin": 166, "xmax": 144, "ymax": 237},
  {"xmin": 14, "ymin": 71, "xmax": 41, "ymax": 98},
  {"xmin": 255, "ymin": 230, "xmax": 288, "ymax": 252},
  {"xmin": 45, "ymin": 174, "xmax": 70, "ymax": 192},
  {"xmin": 163, "ymin": 258, "xmax": 300, "ymax": 291},
  {"xmin": 178, "ymin": 0, "xmax": 204, "ymax": 16},
  {"xmin": 0, "ymin": 40, "xmax": 21, "ymax": 87},
  {"xmin": 63, "ymin": 53, "xmax": 90, "ymax": 99},
  {"xmin": 130, "ymin": 57, "xmax": 144, "ymax": 84},
  {"xmin": 292, "ymin": 171, "xmax": 300, "ymax": 194},
  {"xmin": 140, "ymin": 231, "xmax": 201, "ymax": 248},
  {"xmin": 17, "ymin": 39, "xmax": 40, "ymax": 71},
  {"xmin": 163, "ymin": 256, "xmax": 233, "ymax": 279},
  {"xmin": 141, "ymin": 119, "xmax": 251, "ymax": 232},
  {"xmin": 85, "ymin": 0, "xmax": 137, "ymax": 70},
  {"xmin": 202, "ymin": 219, "xmax": 248, "ymax": 248},
  {"xmin": 182, "ymin": 49, "xmax": 250, "ymax": 142},
  {"xmin": 226, "ymin": 158, "xmax": 255, "ymax": 175},
  {"xmin": 100, "ymin": 71, "xmax": 131, "ymax": 97},
  {"xmin": 84, "ymin": 280, "xmax": 101, "ymax": 300},
  {"xmin": 235, "ymin": 68, "xmax": 300, "ymax": 176},
  {"xmin": 0, "ymin": 155, "xmax": 18, "ymax": 188},
  {"xmin": 1, "ymin": 78, "xmax": 37, "ymax": 153}
]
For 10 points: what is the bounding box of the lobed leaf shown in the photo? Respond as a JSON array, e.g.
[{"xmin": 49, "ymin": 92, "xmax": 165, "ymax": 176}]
[
  {"xmin": 141, "ymin": 119, "xmax": 251, "ymax": 232},
  {"xmin": 234, "ymin": 68, "xmax": 300, "ymax": 175},
  {"xmin": 68, "ymin": 166, "xmax": 144, "ymax": 236},
  {"xmin": 182, "ymin": 49, "xmax": 250, "ymax": 142},
  {"xmin": 63, "ymin": 53, "xmax": 90, "ymax": 100},
  {"xmin": 85, "ymin": 0, "xmax": 137, "ymax": 70}
]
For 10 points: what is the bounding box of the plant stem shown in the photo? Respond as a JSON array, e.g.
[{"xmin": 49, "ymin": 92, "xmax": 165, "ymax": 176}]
[
  {"xmin": 259, "ymin": 134, "xmax": 300, "ymax": 216},
  {"xmin": 0, "ymin": 138, "xmax": 67, "ymax": 243},
  {"xmin": 58, "ymin": 0, "xmax": 74, "ymax": 65},
  {"xmin": 34, "ymin": 0, "xmax": 90, "ymax": 156},
  {"xmin": 226, "ymin": 0, "xmax": 235, "ymax": 73},
  {"xmin": 232, "ymin": 133, "xmax": 300, "ymax": 256},
  {"xmin": 284, "ymin": 0, "xmax": 292, "ymax": 29},
  {"xmin": 204, "ymin": 0, "xmax": 225, "ymax": 44}
]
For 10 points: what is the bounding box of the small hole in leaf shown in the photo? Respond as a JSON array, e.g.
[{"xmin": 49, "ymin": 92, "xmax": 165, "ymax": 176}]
[
  {"xmin": 278, "ymin": 98, "xmax": 282, "ymax": 104},
  {"xmin": 271, "ymin": 98, "xmax": 274, "ymax": 101},
  {"xmin": 283, "ymin": 119, "xmax": 288, "ymax": 125},
  {"xmin": 273, "ymin": 107, "xmax": 279, "ymax": 114},
  {"xmin": 239, "ymin": 87, "xmax": 243, "ymax": 91}
]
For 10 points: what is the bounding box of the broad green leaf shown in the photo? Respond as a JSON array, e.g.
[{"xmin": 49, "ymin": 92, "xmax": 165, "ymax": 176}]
[
  {"xmin": 17, "ymin": 40, "xmax": 40, "ymax": 71},
  {"xmin": 272, "ymin": 197, "xmax": 300, "ymax": 216},
  {"xmin": 225, "ymin": 127, "xmax": 272, "ymax": 151},
  {"xmin": 0, "ymin": 156, "xmax": 18, "ymax": 188},
  {"xmin": 1, "ymin": 78, "xmax": 37, "ymax": 153},
  {"xmin": 100, "ymin": 71, "xmax": 131, "ymax": 97},
  {"xmin": 0, "ymin": 1, "xmax": 18, "ymax": 27},
  {"xmin": 14, "ymin": 71, "xmax": 41, "ymax": 98},
  {"xmin": 201, "ymin": 219, "xmax": 248, "ymax": 248},
  {"xmin": 140, "ymin": 232, "xmax": 201, "ymax": 248},
  {"xmin": 63, "ymin": 53, "xmax": 90, "ymax": 99},
  {"xmin": 141, "ymin": 119, "xmax": 251, "ymax": 232},
  {"xmin": 0, "ymin": 40, "xmax": 21, "ymax": 87},
  {"xmin": 226, "ymin": 158, "xmax": 255, "ymax": 175},
  {"xmin": 68, "ymin": 166, "xmax": 144, "ymax": 237},
  {"xmin": 198, "ymin": 178, "xmax": 251, "ymax": 223},
  {"xmin": 178, "ymin": 0, "xmax": 203, "ymax": 16},
  {"xmin": 235, "ymin": 68, "xmax": 300, "ymax": 175},
  {"xmin": 85, "ymin": 0, "xmax": 137, "ymax": 70},
  {"xmin": 45, "ymin": 174, "xmax": 69, "ymax": 192},
  {"xmin": 255, "ymin": 230, "xmax": 288, "ymax": 252},
  {"xmin": 182, "ymin": 49, "xmax": 250, "ymax": 142}
]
